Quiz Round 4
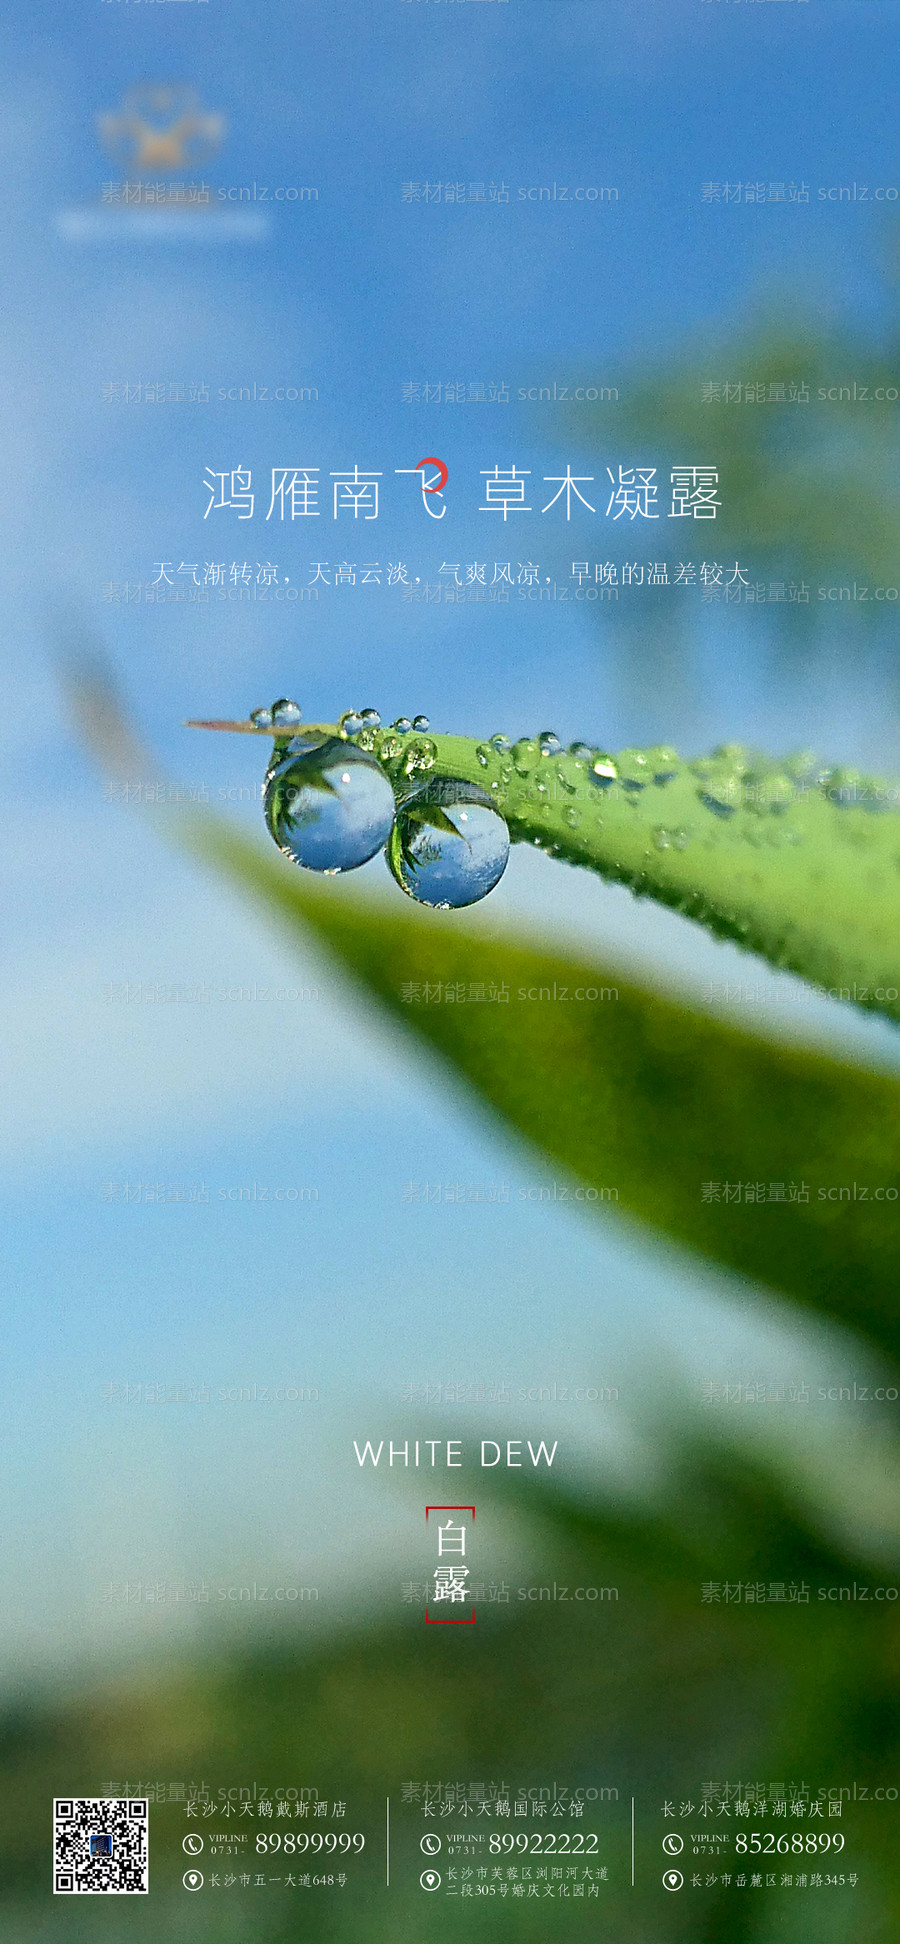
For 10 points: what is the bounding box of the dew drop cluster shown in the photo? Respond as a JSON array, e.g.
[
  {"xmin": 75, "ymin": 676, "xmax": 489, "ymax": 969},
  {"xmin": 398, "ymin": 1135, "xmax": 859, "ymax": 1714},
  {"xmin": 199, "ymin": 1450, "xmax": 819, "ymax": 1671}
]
[
  {"xmin": 253, "ymin": 699, "xmax": 509, "ymax": 908},
  {"xmin": 248, "ymin": 702, "xmax": 858, "ymax": 912}
]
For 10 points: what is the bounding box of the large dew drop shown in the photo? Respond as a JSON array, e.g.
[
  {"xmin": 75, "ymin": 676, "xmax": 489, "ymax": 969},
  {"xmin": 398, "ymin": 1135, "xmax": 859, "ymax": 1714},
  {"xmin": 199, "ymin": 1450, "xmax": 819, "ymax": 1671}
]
[
  {"xmin": 387, "ymin": 779, "xmax": 510, "ymax": 908},
  {"xmin": 264, "ymin": 736, "xmax": 396, "ymax": 873},
  {"xmin": 270, "ymin": 697, "xmax": 303, "ymax": 727}
]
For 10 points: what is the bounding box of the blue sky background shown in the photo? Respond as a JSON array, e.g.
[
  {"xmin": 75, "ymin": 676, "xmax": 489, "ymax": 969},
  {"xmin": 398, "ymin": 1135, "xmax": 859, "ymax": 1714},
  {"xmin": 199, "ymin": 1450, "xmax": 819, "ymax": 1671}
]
[{"xmin": 4, "ymin": 0, "xmax": 900, "ymax": 1680}]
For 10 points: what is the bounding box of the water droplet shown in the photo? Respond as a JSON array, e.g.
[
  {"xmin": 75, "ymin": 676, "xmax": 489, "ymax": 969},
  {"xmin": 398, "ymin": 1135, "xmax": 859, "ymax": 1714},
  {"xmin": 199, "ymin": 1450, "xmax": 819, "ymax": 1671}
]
[
  {"xmin": 555, "ymin": 761, "xmax": 579, "ymax": 795},
  {"xmin": 617, "ymin": 750, "xmax": 650, "ymax": 791},
  {"xmin": 476, "ymin": 744, "xmax": 492, "ymax": 768},
  {"xmin": 249, "ymin": 707, "xmax": 273, "ymax": 729},
  {"xmin": 784, "ymin": 748, "xmax": 818, "ymax": 782},
  {"xmin": 412, "ymin": 714, "xmax": 430, "ymax": 732},
  {"xmin": 401, "ymin": 737, "xmax": 437, "ymax": 778},
  {"xmin": 270, "ymin": 697, "xmax": 302, "ymax": 727},
  {"xmin": 338, "ymin": 710, "xmax": 364, "ymax": 737},
  {"xmin": 356, "ymin": 726, "xmax": 379, "ymax": 751},
  {"xmin": 378, "ymin": 731, "xmax": 403, "ymax": 761},
  {"xmin": 512, "ymin": 738, "xmax": 540, "ymax": 776},
  {"xmin": 568, "ymin": 742, "xmax": 592, "ymax": 762},
  {"xmin": 360, "ymin": 707, "xmax": 381, "ymax": 728},
  {"xmin": 393, "ymin": 717, "xmax": 413, "ymax": 734},
  {"xmin": 562, "ymin": 806, "xmax": 581, "ymax": 828},
  {"xmin": 264, "ymin": 736, "xmax": 395, "ymax": 873},
  {"xmin": 538, "ymin": 729, "xmax": 561, "ymax": 756},
  {"xmin": 388, "ymin": 780, "xmax": 509, "ymax": 908},
  {"xmin": 673, "ymin": 827, "xmax": 691, "ymax": 850},
  {"xmin": 590, "ymin": 756, "xmax": 618, "ymax": 785},
  {"xmin": 828, "ymin": 767, "xmax": 862, "ymax": 806},
  {"xmin": 652, "ymin": 826, "xmax": 671, "ymax": 851},
  {"xmin": 490, "ymin": 732, "xmax": 512, "ymax": 753}
]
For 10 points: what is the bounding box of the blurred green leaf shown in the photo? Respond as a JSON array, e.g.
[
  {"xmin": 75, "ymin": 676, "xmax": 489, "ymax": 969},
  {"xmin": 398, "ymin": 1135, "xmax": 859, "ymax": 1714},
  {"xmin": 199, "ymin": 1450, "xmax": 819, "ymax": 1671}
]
[
  {"xmin": 577, "ymin": 318, "xmax": 900, "ymax": 585},
  {"xmin": 5, "ymin": 1430, "xmax": 900, "ymax": 1942},
  {"xmin": 187, "ymin": 816, "xmax": 900, "ymax": 1363}
]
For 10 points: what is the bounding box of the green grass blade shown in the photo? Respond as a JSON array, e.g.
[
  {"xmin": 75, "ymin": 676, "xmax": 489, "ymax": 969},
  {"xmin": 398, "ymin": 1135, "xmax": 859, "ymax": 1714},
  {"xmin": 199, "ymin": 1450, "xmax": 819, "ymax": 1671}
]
[{"xmin": 196, "ymin": 718, "xmax": 900, "ymax": 1027}]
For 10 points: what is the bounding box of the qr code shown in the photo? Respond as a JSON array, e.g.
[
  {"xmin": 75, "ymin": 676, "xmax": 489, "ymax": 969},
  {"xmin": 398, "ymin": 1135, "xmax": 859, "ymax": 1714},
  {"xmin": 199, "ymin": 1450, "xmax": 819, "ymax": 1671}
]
[{"xmin": 53, "ymin": 1798, "xmax": 149, "ymax": 1894}]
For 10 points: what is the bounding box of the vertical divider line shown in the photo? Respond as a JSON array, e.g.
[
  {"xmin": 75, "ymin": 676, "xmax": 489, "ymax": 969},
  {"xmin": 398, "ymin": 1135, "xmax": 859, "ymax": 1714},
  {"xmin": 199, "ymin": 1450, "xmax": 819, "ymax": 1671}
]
[{"xmin": 386, "ymin": 1796, "xmax": 390, "ymax": 1885}]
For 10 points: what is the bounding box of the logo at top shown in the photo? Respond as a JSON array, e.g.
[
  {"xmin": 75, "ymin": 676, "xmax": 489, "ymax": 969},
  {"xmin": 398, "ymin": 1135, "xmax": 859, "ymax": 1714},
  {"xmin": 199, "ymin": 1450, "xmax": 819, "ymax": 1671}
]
[{"xmin": 98, "ymin": 86, "xmax": 225, "ymax": 174}]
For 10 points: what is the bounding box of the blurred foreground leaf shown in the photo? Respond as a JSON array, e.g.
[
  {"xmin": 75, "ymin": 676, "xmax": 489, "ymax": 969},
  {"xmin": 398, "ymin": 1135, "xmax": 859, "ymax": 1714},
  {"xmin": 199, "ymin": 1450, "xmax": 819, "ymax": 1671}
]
[{"xmin": 187, "ymin": 817, "xmax": 900, "ymax": 1362}]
